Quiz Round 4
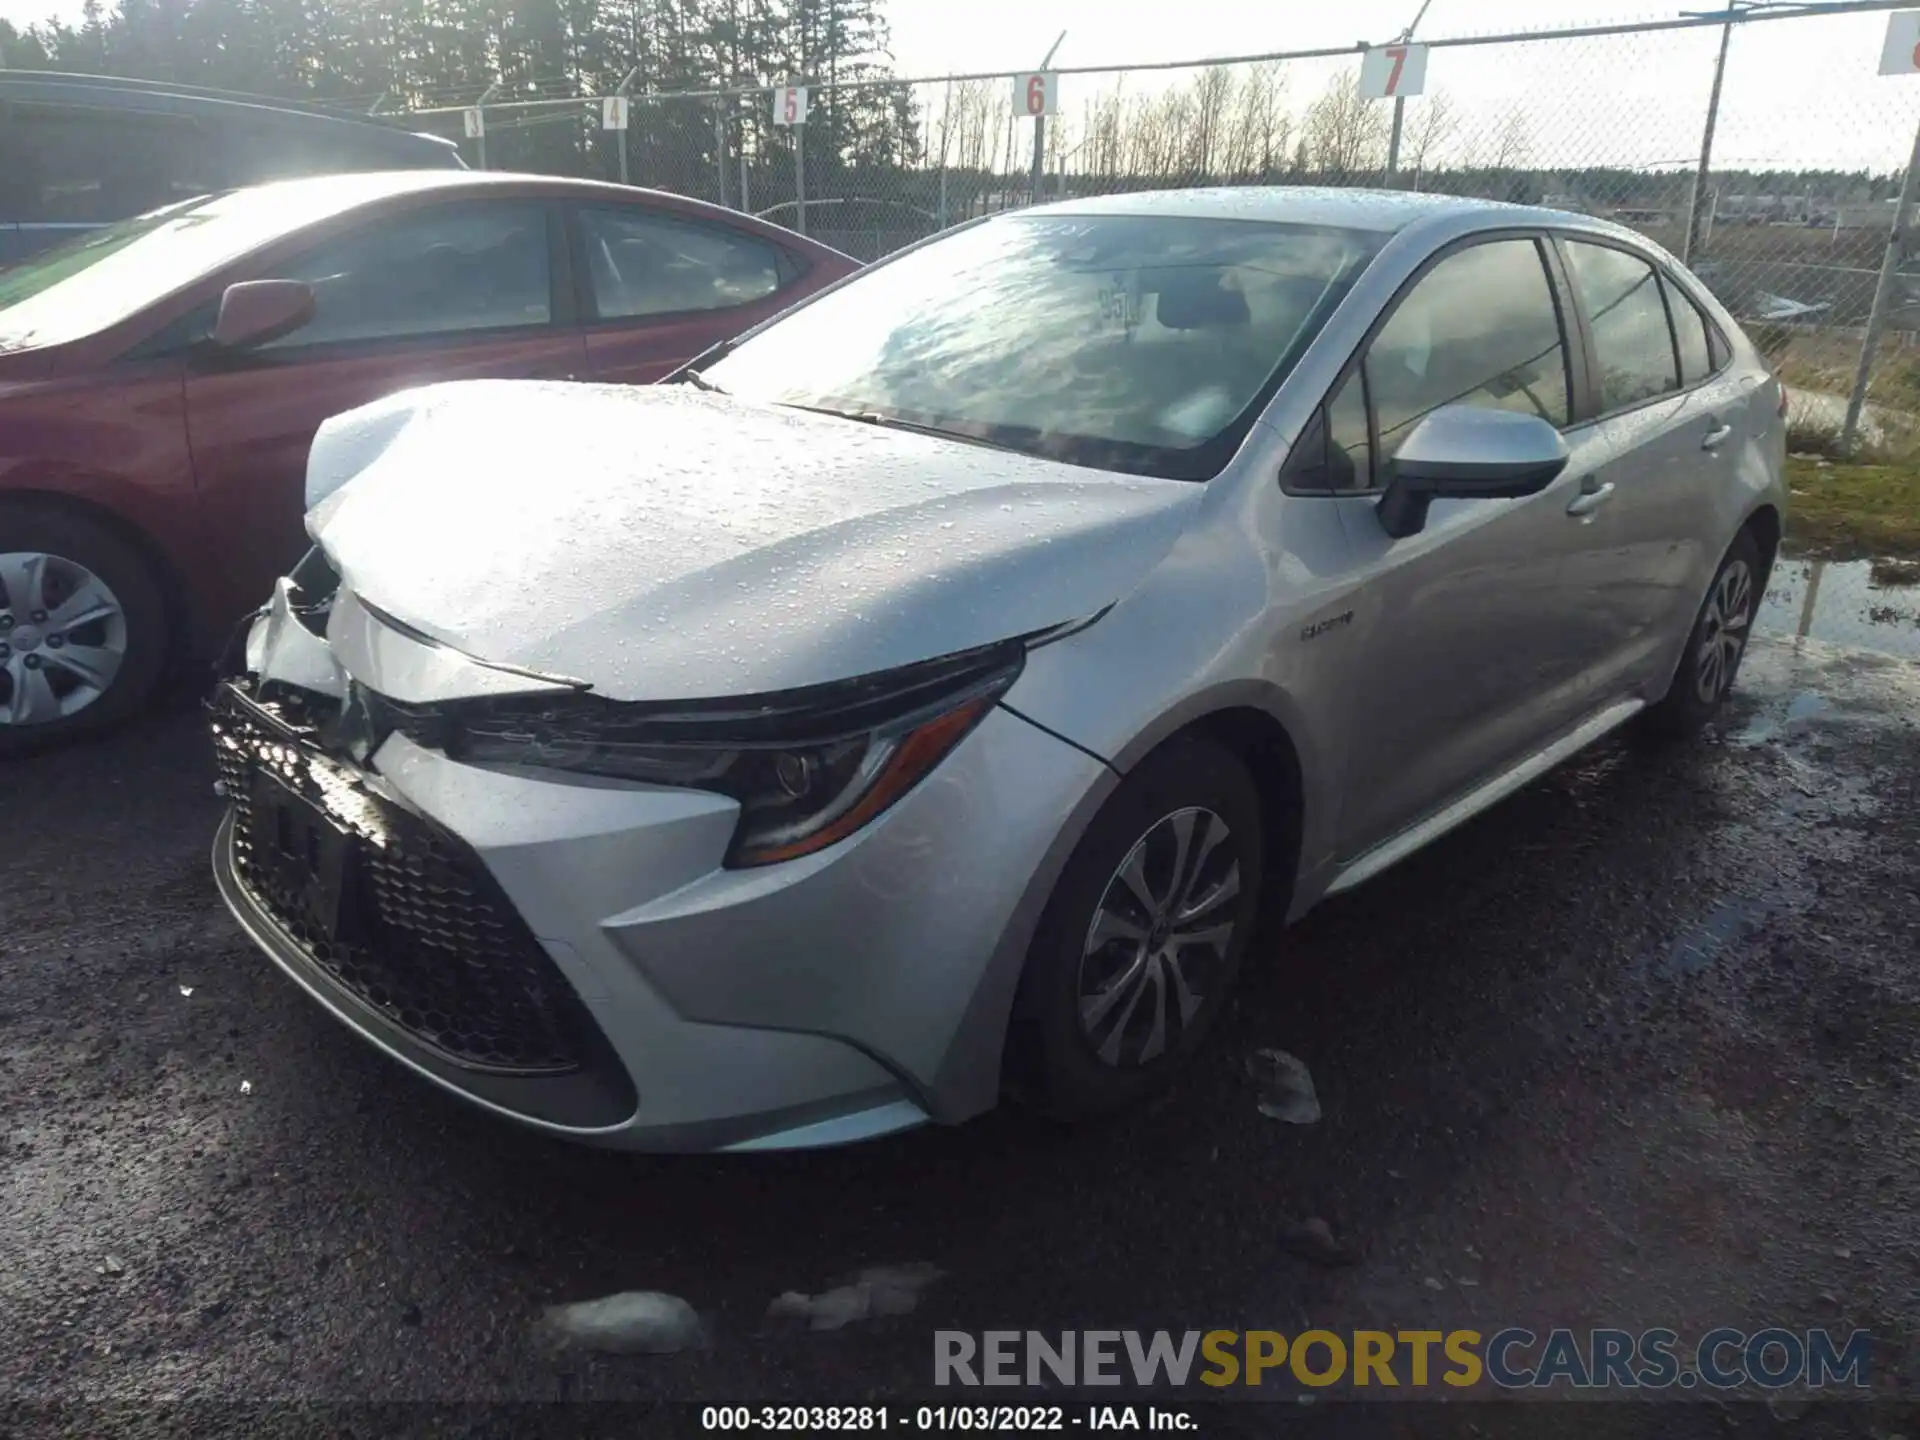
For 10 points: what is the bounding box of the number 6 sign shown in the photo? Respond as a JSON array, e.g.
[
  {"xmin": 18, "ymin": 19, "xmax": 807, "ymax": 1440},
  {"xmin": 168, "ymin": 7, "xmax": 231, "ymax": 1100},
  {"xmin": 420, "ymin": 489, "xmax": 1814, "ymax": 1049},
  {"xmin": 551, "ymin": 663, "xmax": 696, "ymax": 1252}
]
[
  {"xmin": 1358, "ymin": 42, "xmax": 1429, "ymax": 99},
  {"xmin": 1013, "ymin": 71, "xmax": 1058, "ymax": 118},
  {"xmin": 773, "ymin": 84, "xmax": 809, "ymax": 126}
]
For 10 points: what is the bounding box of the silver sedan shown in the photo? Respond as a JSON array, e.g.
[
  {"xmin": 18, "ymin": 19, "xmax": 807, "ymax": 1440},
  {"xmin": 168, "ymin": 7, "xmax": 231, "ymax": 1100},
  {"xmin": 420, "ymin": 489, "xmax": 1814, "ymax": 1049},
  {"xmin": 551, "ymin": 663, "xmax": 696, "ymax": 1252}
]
[{"xmin": 211, "ymin": 188, "xmax": 1785, "ymax": 1149}]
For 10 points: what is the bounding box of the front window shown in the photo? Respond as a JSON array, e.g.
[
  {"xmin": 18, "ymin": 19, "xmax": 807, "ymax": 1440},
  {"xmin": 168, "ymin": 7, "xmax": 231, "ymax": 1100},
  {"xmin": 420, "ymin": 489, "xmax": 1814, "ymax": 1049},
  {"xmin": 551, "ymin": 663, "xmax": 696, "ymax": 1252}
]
[
  {"xmin": 257, "ymin": 203, "xmax": 553, "ymax": 348},
  {"xmin": 0, "ymin": 177, "xmax": 418, "ymax": 352},
  {"xmin": 702, "ymin": 213, "xmax": 1383, "ymax": 481},
  {"xmin": 1366, "ymin": 237, "xmax": 1572, "ymax": 465}
]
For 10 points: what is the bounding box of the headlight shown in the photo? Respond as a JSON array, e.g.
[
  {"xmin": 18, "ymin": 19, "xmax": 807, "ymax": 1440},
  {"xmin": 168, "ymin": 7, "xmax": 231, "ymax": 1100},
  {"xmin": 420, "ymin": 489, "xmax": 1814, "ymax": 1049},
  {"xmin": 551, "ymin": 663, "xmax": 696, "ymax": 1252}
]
[{"xmin": 401, "ymin": 640, "xmax": 1026, "ymax": 867}]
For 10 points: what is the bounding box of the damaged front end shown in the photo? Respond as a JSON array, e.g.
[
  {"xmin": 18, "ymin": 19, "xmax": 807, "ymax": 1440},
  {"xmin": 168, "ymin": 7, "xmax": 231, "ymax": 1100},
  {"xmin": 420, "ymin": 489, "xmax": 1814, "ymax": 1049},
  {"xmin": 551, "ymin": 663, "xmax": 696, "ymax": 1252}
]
[{"xmin": 206, "ymin": 550, "xmax": 637, "ymax": 1125}]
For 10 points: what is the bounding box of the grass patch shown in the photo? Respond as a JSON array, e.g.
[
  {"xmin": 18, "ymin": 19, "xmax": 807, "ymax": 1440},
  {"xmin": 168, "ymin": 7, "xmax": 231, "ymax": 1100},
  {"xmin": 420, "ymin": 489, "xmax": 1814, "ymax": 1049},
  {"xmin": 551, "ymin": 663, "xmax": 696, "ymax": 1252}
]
[
  {"xmin": 1769, "ymin": 328, "xmax": 1920, "ymax": 417},
  {"xmin": 1785, "ymin": 455, "xmax": 1920, "ymax": 560}
]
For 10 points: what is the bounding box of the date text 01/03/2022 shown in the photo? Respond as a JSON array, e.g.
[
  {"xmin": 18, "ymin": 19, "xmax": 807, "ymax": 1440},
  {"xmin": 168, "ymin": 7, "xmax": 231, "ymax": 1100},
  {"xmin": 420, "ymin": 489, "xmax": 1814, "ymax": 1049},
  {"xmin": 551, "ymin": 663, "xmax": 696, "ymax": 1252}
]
[{"xmin": 700, "ymin": 1406, "xmax": 1197, "ymax": 1431}]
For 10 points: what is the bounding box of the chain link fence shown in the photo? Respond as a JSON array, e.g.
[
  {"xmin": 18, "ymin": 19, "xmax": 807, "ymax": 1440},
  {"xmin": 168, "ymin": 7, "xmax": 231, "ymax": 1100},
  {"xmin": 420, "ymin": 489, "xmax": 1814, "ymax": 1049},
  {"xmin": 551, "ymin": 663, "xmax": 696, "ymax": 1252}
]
[{"xmin": 401, "ymin": 1, "xmax": 1920, "ymax": 456}]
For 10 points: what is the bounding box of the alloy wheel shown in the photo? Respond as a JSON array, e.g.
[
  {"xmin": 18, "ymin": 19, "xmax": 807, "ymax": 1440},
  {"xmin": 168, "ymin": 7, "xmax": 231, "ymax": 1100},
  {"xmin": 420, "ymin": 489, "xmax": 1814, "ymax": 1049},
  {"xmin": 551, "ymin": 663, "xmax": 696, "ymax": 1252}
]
[
  {"xmin": 1077, "ymin": 806, "xmax": 1242, "ymax": 1068},
  {"xmin": 1693, "ymin": 557, "xmax": 1754, "ymax": 706},
  {"xmin": 0, "ymin": 551, "xmax": 129, "ymax": 726}
]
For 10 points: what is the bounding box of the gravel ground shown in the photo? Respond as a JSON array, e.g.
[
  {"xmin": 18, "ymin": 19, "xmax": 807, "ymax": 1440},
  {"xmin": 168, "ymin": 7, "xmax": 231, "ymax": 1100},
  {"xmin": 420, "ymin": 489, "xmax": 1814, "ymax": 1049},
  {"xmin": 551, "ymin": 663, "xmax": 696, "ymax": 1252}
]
[{"xmin": 2, "ymin": 635, "xmax": 1918, "ymax": 1433}]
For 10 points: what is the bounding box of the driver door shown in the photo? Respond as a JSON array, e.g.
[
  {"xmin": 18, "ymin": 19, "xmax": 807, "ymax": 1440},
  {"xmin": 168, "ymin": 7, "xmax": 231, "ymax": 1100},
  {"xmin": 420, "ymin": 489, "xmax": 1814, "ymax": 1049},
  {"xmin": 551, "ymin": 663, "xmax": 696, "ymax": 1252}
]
[{"xmin": 1312, "ymin": 235, "xmax": 1624, "ymax": 861}]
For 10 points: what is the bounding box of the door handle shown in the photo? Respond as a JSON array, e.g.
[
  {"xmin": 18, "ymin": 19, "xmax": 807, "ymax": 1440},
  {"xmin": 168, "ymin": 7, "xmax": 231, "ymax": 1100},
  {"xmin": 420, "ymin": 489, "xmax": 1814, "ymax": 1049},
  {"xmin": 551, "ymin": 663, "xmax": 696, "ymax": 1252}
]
[
  {"xmin": 1566, "ymin": 481, "xmax": 1616, "ymax": 518},
  {"xmin": 1701, "ymin": 421, "xmax": 1733, "ymax": 450}
]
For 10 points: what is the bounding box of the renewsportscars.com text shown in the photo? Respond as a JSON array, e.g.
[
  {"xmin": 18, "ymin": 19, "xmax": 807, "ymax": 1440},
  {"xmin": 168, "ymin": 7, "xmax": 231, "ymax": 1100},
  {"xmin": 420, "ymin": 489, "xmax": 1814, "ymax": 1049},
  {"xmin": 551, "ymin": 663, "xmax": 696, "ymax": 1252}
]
[{"xmin": 933, "ymin": 1328, "xmax": 1873, "ymax": 1391}]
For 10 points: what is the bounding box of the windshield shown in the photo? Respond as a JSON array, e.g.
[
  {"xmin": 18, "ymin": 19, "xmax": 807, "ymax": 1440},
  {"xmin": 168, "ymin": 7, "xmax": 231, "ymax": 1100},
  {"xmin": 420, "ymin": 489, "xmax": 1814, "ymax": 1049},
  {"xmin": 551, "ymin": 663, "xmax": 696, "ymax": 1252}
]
[
  {"xmin": 0, "ymin": 177, "xmax": 409, "ymax": 352},
  {"xmin": 702, "ymin": 213, "xmax": 1383, "ymax": 481}
]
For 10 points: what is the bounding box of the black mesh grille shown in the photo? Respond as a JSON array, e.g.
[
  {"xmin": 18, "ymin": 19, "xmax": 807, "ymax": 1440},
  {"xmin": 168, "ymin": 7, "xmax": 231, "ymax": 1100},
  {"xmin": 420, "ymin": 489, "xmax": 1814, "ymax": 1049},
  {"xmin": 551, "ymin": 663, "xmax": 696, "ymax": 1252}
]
[{"xmin": 209, "ymin": 682, "xmax": 595, "ymax": 1076}]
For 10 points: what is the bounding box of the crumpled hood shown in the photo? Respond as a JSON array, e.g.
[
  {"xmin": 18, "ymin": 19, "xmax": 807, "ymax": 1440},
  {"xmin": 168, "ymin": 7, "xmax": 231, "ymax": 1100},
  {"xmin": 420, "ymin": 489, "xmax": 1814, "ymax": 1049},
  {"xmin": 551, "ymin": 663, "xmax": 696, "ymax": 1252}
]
[{"xmin": 306, "ymin": 381, "xmax": 1201, "ymax": 701}]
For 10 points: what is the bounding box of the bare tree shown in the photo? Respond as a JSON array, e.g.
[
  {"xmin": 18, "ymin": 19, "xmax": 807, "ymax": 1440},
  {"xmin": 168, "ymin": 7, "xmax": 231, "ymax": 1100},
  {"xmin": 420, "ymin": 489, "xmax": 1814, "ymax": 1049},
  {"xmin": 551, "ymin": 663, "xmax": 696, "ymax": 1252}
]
[
  {"xmin": 1402, "ymin": 89, "xmax": 1456, "ymax": 180},
  {"xmin": 1184, "ymin": 65, "xmax": 1233, "ymax": 182},
  {"xmin": 1221, "ymin": 61, "xmax": 1288, "ymax": 181},
  {"xmin": 1301, "ymin": 71, "xmax": 1387, "ymax": 181},
  {"xmin": 1080, "ymin": 87, "xmax": 1124, "ymax": 185},
  {"xmin": 1491, "ymin": 106, "xmax": 1532, "ymax": 170}
]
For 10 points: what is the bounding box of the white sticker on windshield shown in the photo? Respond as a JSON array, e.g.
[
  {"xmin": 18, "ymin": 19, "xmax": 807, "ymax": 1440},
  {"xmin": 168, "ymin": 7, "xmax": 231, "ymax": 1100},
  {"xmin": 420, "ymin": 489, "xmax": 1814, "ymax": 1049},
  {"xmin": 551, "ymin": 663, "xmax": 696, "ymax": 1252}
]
[{"xmin": 1099, "ymin": 275, "xmax": 1142, "ymax": 335}]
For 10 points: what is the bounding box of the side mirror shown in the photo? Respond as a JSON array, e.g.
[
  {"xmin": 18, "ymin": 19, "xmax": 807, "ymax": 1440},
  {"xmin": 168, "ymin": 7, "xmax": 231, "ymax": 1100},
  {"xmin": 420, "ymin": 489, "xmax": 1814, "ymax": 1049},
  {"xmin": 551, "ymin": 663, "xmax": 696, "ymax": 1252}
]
[
  {"xmin": 210, "ymin": 279, "xmax": 316, "ymax": 351},
  {"xmin": 1375, "ymin": 405, "xmax": 1570, "ymax": 539}
]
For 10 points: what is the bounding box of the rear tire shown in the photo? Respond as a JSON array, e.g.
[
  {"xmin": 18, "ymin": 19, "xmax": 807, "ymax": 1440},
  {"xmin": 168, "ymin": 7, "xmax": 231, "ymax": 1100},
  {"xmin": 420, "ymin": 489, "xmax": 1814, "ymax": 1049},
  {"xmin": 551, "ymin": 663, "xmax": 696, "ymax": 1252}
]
[
  {"xmin": 1642, "ymin": 528, "xmax": 1764, "ymax": 740},
  {"xmin": 1008, "ymin": 736, "xmax": 1265, "ymax": 1121},
  {"xmin": 0, "ymin": 502, "xmax": 168, "ymax": 757}
]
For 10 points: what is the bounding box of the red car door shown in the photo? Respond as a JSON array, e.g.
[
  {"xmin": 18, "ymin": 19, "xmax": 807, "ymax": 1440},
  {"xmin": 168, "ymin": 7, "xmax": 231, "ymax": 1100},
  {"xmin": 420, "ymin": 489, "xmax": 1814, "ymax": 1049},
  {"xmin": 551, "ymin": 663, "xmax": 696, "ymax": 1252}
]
[
  {"xmin": 569, "ymin": 202, "xmax": 827, "ymax": 384},
  {"xmin": 182, "ymin": 197, "xmax": 584, "ymax": 623}
]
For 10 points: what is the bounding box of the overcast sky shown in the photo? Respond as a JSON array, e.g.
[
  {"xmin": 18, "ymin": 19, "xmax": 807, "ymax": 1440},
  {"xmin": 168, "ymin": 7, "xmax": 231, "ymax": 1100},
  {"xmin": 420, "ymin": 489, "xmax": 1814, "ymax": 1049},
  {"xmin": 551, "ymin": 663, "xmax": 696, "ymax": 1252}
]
[{"xmin": 4, "ymin": 0, "xmax": 1917, "ymax": 171}]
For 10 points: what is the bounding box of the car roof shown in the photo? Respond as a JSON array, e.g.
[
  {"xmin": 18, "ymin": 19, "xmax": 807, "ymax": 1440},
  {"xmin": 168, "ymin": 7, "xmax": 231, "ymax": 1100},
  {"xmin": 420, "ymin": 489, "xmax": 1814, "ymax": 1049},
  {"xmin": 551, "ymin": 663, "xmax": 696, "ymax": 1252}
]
[
  {"xmin": 0, "ymin": 69, "xmax": 460, "ymax": 157},
  {"xmin": 1031, "ymin": 186, "xmax": 1582, "ymax": 235},
  {"xmin": 212, "ymin": 170, "xmax": 852, "ymax": 255}
]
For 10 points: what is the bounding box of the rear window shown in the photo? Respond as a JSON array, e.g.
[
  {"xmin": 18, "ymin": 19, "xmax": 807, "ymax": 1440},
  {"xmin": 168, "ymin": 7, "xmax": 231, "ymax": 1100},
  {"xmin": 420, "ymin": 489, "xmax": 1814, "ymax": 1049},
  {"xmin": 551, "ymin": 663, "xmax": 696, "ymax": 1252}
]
[
  {"xmin": 1663, "ymin": 274, "xmax": 1714, "ymax": 385},
  {"xmin": 1563, "ymin": 240, "xmax": 1679, "ymax": 412},
  {"xmin": 0, "ymin": 101, "xmax": 456, "ymax": 230},
  {"xmin": 0, "ymin": 105, "xmax": 217, "ymax": 226}
]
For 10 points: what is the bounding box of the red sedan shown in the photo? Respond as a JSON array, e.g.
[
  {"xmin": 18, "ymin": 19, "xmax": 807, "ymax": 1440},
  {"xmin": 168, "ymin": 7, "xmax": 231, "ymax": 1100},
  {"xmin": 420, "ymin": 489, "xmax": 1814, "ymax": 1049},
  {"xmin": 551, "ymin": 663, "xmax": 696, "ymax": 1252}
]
[{"xmin": 0, "ymin": 170, "xmax": 857, "ymax": 752}]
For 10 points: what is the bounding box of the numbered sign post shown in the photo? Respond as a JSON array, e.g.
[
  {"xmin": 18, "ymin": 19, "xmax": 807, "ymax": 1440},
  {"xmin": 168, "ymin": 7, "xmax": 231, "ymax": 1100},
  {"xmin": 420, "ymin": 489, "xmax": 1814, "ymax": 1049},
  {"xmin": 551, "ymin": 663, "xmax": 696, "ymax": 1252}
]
[
  {"xmin": 601, "ymin": 96, "xmax": 629, "ymax": 130},
  {"xmin": 1358, "ymin": 42, "xmax": 1428, "ymax": 100},
  {"xmin": 1881, "ymin": 10, "xmax": 1920, "ymax": 73},
  {"xmin": 772, "ymin": 84, "xmax": 809, "ymax": 126},
  {"xmin": 773, "ymin": 85, "xmax": 810, "ymax": 236},
  {"xmin": 1012, "ymin": 71, "xmax": 1058, "ymax": 118},
  {"xmin": 1013, "ymin": 71, "xmax": 1058, "ymax": 206},
  {"xmin": 463, "ymin": 105, "xmax": 487, "ymax": 169}
]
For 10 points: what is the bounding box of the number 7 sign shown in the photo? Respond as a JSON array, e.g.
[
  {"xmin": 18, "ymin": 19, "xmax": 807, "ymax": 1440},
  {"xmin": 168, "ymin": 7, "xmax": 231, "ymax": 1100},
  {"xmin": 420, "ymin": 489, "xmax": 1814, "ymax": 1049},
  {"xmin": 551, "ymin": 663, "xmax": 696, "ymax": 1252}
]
[{"xmin": 1359, "ymin": 42, "xmax": 1429, "ymax": 99}]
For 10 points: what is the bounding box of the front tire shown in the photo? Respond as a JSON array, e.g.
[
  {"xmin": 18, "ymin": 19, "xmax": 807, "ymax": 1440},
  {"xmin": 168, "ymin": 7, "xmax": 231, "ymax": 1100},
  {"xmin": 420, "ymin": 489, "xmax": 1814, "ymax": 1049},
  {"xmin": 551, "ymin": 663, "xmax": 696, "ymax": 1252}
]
[
  {"xmin": 1643, "ymin": 528, "xmax": 1764, "ymax": 739},
  {"xmin": 1009, "ymin": 736, "xmax": 1265, "ymax": 1120},
  {"xmin": 0, "ymin": 502, "xmax": 168, "ymax": 757}
]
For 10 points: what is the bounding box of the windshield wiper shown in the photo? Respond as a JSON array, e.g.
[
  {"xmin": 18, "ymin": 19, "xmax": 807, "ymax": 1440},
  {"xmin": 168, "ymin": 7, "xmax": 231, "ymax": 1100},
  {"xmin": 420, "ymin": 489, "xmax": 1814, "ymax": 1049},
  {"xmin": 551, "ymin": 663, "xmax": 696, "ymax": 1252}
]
[{"xmin": 666, "ymin": 331, "xmax": 746, "ymax": 392}]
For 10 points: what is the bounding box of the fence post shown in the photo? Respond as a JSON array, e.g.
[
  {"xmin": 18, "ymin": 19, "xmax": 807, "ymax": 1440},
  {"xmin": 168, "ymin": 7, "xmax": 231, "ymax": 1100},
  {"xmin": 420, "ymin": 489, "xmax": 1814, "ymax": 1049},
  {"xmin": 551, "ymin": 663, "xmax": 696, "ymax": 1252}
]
[
  {"xmin": 473, "ymin": 81, "xmax": 500, "ymax": 170},
  {"xmin": 795, "ymin": 120, "xmax": 807, "ymax": 235},
  {"xmin": 1682, "ymin": 8, "xmax": 1736, "ymax": 265},
  {"xmin": 1029, "ymin": 111, "xmax": 1045, "ymax": 206},
  {"xmin": 1842, "ymin": 116, "xmax": 1920, "ymax": 454},
  {"xmin": 1382, "ymin": 0, "xmax": 1432, "ymax": 187},
  {"xmin": 1030, "ymin": 32, "xmax": 1066, "ymax": 207},
  {"xmin": 616, "ymin": 68, "xmax": 639, "ymax": 186},
  {"xmin": 714, "ymin": 98, "xmax": 730, "ymax": 208}
]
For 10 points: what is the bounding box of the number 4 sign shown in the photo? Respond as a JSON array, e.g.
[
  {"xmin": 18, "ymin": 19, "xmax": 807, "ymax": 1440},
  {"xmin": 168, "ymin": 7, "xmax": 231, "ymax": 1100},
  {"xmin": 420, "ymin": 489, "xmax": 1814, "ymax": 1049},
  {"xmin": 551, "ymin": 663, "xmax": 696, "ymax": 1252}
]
[
  {"xmin": 1880, "ymin": 11, "xmax": 1920, "ymax": 73},
  {"xmin": 773, "ymin": 84, "xmax": 809, "ymax": 126},
  {"xmin": 1358, "ymin": 42, "xmax": 1428, "ymax": 100}
]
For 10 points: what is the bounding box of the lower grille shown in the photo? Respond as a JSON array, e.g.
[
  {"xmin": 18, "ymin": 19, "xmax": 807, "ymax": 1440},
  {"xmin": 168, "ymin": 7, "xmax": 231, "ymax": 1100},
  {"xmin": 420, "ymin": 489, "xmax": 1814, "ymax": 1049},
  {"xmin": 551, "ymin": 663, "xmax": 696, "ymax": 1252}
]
[{"xmin": 209, "ymin": 682, "xmax": 595, "ymax": 1076}]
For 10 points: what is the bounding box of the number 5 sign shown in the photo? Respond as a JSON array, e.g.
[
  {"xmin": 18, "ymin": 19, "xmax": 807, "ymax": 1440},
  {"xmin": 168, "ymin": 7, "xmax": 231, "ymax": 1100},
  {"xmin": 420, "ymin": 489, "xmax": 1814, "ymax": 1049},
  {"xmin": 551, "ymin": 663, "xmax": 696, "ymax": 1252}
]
[
  {"xmin": 773, "ymin": 84, "xmax": 809, "ymax": 126},
  {"xmin": 1880, "ymin": 11, "xmax": 1920, "ymax": 73},
  {"xmin": 1358, "ymin": 42, "xmax": 1428, "ymax": 99},
  {"xmin": 1013, "ymin": 71, "xmax": 1059, "ymax": 118}
]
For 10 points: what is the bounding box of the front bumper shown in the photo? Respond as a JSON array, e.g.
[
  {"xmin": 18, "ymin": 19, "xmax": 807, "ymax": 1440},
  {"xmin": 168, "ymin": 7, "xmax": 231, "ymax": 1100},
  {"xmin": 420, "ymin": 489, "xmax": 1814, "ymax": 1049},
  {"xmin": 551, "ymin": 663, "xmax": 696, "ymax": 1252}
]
[{"xmin": 208, "ymin": 673, "xmax": 1108, "ymax": 1152}]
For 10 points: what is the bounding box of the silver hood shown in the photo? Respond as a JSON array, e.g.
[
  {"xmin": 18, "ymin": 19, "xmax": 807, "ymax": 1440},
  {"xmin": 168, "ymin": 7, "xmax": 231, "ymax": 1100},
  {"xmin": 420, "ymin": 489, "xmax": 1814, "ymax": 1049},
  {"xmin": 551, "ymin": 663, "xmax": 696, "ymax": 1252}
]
[{"xmin": 304, "ymin": 381, "xmax": 1201, "ymax": 701}]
